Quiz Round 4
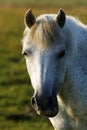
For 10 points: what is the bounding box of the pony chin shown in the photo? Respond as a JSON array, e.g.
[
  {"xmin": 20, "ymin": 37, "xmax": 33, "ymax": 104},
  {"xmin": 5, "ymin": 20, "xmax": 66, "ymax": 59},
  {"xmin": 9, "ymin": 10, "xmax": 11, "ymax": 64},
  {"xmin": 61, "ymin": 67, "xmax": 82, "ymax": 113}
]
[{"xmin": 35, "ymin": 103, "xmax": 59, "ymax": 117}]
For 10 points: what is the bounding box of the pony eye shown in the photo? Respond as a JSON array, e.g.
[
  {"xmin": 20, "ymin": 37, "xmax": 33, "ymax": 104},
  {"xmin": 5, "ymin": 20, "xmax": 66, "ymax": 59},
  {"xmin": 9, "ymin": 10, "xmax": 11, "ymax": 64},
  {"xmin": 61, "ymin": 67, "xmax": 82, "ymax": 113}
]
[
  {"xmin": 22, "ymin": 47, "xmax": 34, "ymax": 57},
  {"xmin": 58, "ymin": 50, "xmax": 66, "ymax": 58},
  {"xmin": 22, "ymin": 51, "xmax": 28, "ymax": 56}
]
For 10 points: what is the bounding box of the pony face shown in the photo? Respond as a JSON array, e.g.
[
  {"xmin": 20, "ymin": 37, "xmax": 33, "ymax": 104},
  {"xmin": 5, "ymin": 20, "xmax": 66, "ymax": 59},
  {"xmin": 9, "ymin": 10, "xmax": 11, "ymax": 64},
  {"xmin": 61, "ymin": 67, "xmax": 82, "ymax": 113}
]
[{"xmin": 22, "ymin": 9, "xmax": 67, "ymax": 117}]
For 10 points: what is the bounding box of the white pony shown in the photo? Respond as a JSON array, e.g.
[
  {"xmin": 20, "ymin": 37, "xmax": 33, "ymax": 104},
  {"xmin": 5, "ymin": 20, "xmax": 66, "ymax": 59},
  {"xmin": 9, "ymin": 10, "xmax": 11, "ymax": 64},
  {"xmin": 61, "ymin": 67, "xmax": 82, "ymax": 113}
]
[{"xmin": 22, "ymin": 9, "xmax": 87, "ymax": 130}]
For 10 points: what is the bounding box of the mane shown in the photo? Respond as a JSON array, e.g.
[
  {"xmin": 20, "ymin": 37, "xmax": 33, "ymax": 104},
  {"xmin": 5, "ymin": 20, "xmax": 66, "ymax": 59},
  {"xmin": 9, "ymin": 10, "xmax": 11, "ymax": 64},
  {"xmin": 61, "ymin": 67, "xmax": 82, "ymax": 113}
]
[
  {"xmin": 23, "ymin": 14, "xmax": 86, "ymax": 51},
  {"xmin": 28, "ymin": 15, "xmax": 62, "ymax": 48},
  {"xmin": 65, "ymin": 15, "xmax": 86, "ymax": 56}
]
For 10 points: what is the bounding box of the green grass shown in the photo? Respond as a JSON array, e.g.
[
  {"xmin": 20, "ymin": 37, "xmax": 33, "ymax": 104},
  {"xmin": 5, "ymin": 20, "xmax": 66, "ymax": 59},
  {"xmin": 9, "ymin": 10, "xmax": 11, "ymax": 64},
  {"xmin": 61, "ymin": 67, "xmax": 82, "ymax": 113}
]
[
  {"xmin": 1, "ymin": 0, "xmax": 87, "ymax": 6},
  {"xmin": 0, "ymin": 4, "xmax": 87, "ymax": 130},
  {"xmin": 0, "ymin": 6, "xmax": 53, "ymax": 130}
]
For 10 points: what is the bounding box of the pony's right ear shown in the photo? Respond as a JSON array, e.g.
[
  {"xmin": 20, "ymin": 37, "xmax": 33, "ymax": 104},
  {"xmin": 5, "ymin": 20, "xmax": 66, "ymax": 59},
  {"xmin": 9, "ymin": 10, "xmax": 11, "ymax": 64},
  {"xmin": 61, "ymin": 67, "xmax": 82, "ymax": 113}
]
[{"xmin": 24, "ymin": 9, "xmax": 36, "ymax": 28}]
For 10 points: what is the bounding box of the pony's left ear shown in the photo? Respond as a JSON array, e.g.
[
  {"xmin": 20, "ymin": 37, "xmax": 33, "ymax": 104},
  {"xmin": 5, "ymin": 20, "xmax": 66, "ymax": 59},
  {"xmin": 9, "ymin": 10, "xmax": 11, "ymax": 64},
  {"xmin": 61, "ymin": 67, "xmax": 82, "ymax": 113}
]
[
  {"xmin": 24, "ymin": 9, "xmax": 36, "ymax": 28},
  {"xmin": 56, "ymin": 9, "xmax": 66, "ymax": 28}
]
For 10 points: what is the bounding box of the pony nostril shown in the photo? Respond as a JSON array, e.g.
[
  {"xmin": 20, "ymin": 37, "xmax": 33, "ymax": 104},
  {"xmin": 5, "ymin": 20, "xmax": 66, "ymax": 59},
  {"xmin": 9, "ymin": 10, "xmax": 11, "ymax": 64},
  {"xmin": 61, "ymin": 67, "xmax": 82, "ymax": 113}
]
[{"xmin": 31, "ymin": 97, "xmax": 36, "ymax": 106}]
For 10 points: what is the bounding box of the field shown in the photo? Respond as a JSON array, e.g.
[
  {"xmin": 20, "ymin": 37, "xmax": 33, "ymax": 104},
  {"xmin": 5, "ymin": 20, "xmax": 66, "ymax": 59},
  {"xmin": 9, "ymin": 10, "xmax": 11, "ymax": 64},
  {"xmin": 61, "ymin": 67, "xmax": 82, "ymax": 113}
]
[
  {"xmin": 1, "ymin": 0, "xmax": 87, "ymax": 6},
  {"xmin": 0, "ymin": 1, "xmax": 87, "ymax": 130}
]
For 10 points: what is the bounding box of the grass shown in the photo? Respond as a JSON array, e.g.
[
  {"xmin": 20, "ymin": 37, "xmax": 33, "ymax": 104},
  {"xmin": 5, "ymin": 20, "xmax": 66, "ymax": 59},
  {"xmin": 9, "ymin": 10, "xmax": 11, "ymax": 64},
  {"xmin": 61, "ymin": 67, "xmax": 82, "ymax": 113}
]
[
  {"xmin": 0, "ymin": 5, "xmax": 53, "ymax": 130},
  {"xmin": 1, "ymin": 0, "xmax": 87, "ymax": 6},
  {"xmin": 0, "ymin": 3, "xmax": 87, "ymax": 130}
]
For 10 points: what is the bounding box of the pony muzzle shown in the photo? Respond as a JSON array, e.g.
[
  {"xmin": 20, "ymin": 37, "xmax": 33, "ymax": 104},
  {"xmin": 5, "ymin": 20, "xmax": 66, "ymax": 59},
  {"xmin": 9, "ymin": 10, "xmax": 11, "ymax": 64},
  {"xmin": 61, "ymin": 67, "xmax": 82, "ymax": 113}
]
[{"xmin": 31, "ymin": 94, "xmax": 58, "ymax": 117}]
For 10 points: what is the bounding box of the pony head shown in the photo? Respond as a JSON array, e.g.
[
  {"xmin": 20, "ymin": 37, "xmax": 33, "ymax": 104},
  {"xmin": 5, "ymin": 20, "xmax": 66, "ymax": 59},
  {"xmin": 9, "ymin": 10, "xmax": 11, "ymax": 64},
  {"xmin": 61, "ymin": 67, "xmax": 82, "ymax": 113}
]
[{"xmin": 22, "ymin": 9, "xmax": 68, "ymax": 117}]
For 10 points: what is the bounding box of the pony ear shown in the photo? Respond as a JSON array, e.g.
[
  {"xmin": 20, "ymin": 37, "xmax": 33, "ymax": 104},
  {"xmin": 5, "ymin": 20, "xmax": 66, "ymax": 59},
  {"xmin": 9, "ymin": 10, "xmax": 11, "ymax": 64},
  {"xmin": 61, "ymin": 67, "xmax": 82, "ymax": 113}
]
[
  {"xmin": 56, "ymin": 9, "xmax": 66, "ymax": 28},
  {"xmin": 24, "ymin": 9, "xmax": 36, "ymax": 28}
]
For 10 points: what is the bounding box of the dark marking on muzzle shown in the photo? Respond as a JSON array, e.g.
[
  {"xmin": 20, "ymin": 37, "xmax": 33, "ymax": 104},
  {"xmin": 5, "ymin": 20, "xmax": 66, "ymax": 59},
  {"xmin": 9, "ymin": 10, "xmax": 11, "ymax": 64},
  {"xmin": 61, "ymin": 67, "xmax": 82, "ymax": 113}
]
[{"xmin": 31, "ymin": 94, "xmax": 58, "ymax": 117}]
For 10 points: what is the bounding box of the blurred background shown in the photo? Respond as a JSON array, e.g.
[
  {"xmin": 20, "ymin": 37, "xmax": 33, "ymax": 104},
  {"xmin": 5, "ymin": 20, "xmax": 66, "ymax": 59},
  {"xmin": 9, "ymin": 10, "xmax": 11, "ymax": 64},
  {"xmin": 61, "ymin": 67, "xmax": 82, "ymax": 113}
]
[{"xmin": 0, "ymin": 0, "xmax": 87, "ymax": 130}]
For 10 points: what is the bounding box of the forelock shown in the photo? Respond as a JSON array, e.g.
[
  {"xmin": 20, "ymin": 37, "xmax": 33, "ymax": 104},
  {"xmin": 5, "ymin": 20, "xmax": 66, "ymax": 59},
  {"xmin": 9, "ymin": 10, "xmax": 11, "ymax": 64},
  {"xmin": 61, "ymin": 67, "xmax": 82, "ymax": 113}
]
[{"xmin": 28, "ymin": 15, "xmax": 61, "ymax": 48}]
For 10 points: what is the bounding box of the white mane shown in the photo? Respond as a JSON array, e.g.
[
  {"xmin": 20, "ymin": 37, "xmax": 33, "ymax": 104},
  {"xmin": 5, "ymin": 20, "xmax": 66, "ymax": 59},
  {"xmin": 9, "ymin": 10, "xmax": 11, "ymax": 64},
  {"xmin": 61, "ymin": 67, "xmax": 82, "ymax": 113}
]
[
  {"xmin": 23, "ymin": 14, "xmax": 86, "ymax": 56},
  {"xmin": 64, "ymin": 15, "xmax": 86, "ymax": 56}
]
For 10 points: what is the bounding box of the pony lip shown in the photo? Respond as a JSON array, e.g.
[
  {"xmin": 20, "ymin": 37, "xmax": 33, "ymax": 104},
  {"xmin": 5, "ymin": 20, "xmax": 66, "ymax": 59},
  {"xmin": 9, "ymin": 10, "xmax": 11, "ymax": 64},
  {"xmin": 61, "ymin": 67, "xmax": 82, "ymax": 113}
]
[
  {"xmin": 38, "ymin": 106, "xmax": 58, "ymax": 117},
  {"xmin": 33, "ymin": 103, "xmax": 58, "ymax": 117}
]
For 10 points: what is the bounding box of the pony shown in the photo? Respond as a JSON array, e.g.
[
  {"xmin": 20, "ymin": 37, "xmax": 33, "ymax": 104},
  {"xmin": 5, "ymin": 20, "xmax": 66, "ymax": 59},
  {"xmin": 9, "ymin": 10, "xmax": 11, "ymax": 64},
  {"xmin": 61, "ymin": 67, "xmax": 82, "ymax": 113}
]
[{"xmin": 22, "ymin": 9, "xmax": 87, "ymax": 130}]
